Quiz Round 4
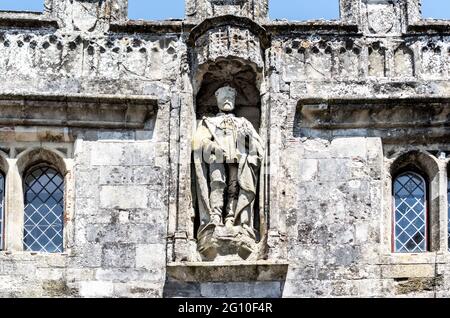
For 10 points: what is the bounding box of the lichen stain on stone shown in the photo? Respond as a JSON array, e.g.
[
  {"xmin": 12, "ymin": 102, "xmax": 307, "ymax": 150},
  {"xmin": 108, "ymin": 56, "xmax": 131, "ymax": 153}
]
[
  {"xmin": 395, "ymin": 276, "xmax": 443, "ymax": 295},
  {"xmin": 42, "ymin": 280, "xmax": 78, "ymax": 297}
]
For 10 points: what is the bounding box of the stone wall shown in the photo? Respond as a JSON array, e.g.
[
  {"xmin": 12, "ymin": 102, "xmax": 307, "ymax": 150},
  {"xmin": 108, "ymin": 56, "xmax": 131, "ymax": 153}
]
[{"xmin": 0, "ymin": 0, "xmax": 449, "ymax": 298}]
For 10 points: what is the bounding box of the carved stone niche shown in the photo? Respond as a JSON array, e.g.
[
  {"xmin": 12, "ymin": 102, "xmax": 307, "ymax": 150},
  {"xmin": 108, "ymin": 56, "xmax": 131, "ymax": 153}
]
[
  {"xmin": 167, "ymin": 15, "xmax": 287, "ymax": 283},
  {"xmin": 174, "ymin": 17, "xmax": 274, "ymax": 265},
  {"xmin": 193, "ymin": 63, "xmax": 264, "ymax": 262},
  {"xmin": 188, "ymin": 16, "xmax": 269, "ymax": 74},
  {"xmin": 190, "ymin": 17, "xmax": 270, "ymax": 263}
]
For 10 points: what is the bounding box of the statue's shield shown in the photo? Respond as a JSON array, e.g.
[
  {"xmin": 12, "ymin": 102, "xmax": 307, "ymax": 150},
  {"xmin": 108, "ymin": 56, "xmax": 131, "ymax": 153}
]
[
  {"xmin": 368, "ymin": 4, "xmax": 395, "ymax": 34},
  {"xmin": 72, "ymin": 1, "xmax": 99, "ymax": 32}
]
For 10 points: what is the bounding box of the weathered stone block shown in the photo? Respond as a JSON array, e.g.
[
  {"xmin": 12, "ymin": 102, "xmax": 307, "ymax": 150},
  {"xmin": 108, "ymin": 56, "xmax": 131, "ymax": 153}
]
[
  {"xmin": 102, "ymin": 243, "xmax": 136, "ymax": 268},
  {"xmin": 79, "ymin": 281, "xmax": 114, "ymax": 298},
  {"xmin": 163, "ymin": 280, "xmax": 202, "ymax": 298},
  {"xmin": 330, "ymin": 138, "xmax": 367, "ymax": 159},
  {"xmin": 199, "ymin": 282, "xmax": 281, "ymax": 298},
  {"xmin": 136, "ymin": 244, "xmax": 166, "ymax": 270},
  {"xmin": 381, "ymin": 265, "xmax": 436, "ymax": 279},
  {"xmin": 100, "ymin": 186, "xmax": 149, "ymax": 209},
  {"xmin": 71, "ymin": 243, "xmax": 103, "ymax": 268},
  {"xmin": 298, "ymin": 159, "xmax": 318, "ymax": 181},
  {"xmin": 318, "ymin": 159, "xmax": 351, "ymax": 182},
  {"xmin": 90, "ymin": 143, "xmax": 154, "ymax": 166},
  {"xmin": 99, "ymin": 166, "xmax": 134, "ymax": 185}
]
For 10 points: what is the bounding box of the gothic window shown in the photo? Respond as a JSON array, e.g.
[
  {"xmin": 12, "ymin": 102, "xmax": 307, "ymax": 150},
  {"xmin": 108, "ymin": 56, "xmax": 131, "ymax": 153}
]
[
  {"xmin": 0, "ymin": 173, "xmax": 4, "ymax": 250},
  {"xmin": 393, "ymin": 172, "xmax": 428, "ymax": 253},
  {"xmin": 0, "ymin": 0, "xmax": 44, "ymax": 12},
  {"xmin": 23, "ymin": 166, "xmax": 64, "ymax": 253},
  {"xmin": 269, "ymin": 0, "xmax": 340, "ymax": 21},
  {"xmin": 128, "ymin": 0, "xmax": 184, "ymax": 20}
]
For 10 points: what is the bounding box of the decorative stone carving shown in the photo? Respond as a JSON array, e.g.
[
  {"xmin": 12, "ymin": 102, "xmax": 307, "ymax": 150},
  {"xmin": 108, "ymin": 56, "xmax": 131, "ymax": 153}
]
[
  {"xmin": 189, "ymin": 20, "xmax": 268, "ymax": 72},
  {"xmin": 71, "ymin": 0, "xmax": 100, "ymax": 32},
  {"xmin": 367, "ymin": 3, "xmax": 395, "ymax": 34},
  {"xmin": 421, "ymin": 43, "xmax": 444, "ymax": 77},
  {"xmin": 368, "ymin": 42, "xmax": 387, "ymax": 77},
  {"xmin": 394, "ymin": 45, "xmax": 415, "ymax": 77},
  {"xmin": 192, "ymin": 86, "xmax": 264, "ymax": 261}
]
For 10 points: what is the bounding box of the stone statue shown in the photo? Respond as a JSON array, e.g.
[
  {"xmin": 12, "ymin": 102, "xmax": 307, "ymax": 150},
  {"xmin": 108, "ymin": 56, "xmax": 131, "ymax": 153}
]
[{"xmin": 193, "ymin": 86, "xmax": 264, "ymax": 260}]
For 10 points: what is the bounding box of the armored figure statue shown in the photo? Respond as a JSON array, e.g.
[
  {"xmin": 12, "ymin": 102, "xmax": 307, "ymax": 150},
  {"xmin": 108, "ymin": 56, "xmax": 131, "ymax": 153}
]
[{"xmin": 193, "ymin": 86, "xmax": 264, "ymax": 260}]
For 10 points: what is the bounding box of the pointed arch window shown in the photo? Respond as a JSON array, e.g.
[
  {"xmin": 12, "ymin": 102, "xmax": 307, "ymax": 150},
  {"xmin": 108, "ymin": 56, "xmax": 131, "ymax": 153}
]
[
  {"xmin": 0, "ymin": 173, "xmax": 4, "ymax": 250},
  {"xmin": 23, "ymin": 166, "xmax": 64, "ymax": 253},
  {"xmin": 393, "ymin": 172, "xmax": 428, "ymax": 253}
]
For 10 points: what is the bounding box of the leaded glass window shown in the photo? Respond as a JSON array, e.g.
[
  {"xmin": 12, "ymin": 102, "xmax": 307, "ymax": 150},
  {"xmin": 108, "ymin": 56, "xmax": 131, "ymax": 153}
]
[
  {"xmin": 23, "ymin": 167, "xmax": 64, "ymax": 253},
  {"xmin": 393, "ymin": 172, "xmax": 427, "ymax": 253},
  {"xmin": 0, "ymin": 173, "xmax": 4, "ymax": 250}
]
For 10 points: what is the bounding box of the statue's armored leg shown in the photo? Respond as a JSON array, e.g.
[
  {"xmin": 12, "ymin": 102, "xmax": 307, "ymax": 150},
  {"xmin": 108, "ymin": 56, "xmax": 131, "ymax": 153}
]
[
  {"xmin": 209, "ymin": 162, "xmax": 226, "ymax": 225},
  {"xmin": 225, "ymin": 164, "xmax": 239, "ymax": 227}
]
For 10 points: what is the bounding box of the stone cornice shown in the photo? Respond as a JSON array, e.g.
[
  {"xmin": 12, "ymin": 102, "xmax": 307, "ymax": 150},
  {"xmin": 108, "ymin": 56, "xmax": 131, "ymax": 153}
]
[
  {"xmin": 167, "ymin": 261, "xmax": 289, "ymax": 282},
  {"xmin": 3, "ymin": 13, "xmax": 449, "ymax": 38},
  {"xmin": 0, "ymin": 11, "xmax": 57, "ymax": 29},
  {"xmin": 406, "ymin": 20, "xmax": 450, "ymax": 34},
  {"xmin": 0, "ymin": 93, "xmax": 157, "ymax": 129},
  {"xmin": 264, "ymin": 21, "xmax": 360, "ymax": 36},
  {"xmin": 294, "ymin": 97, "xmax": 450, "ymax": 143},
  {"xmin": 297, "ymin": 96, "xmax": 450, "ymax": 106},
  {"xmin": 109, "ymin": 20, "xmax": 193, "ymax": 34}
]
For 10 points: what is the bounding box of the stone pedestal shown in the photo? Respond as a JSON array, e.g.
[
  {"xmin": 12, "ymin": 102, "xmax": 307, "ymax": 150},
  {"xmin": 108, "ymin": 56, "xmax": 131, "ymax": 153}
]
[
  {"xmin": 197, "ymin": 224, "xmax": 258, "ymax": 261},
  {"xmin": 167, "ymin": 261, "xmax": 289, "ymax": 282}
]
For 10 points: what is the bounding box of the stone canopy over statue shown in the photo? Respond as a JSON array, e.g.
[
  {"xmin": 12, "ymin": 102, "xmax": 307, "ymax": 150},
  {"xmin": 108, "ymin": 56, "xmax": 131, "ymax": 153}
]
[{"xmin": 193, "ymin": 86, "xmax": 264, "ymax": 261}]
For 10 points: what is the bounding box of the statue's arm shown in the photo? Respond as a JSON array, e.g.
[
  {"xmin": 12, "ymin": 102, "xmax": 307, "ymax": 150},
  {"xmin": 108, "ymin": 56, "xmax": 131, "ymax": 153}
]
[
  {"xmin": 242, "ymin": 119, "xmax": 264, "ymax": 167},
  {"xmin": 193, "ymin": 122, "xmax": 219, "ymax": 153},
  {"xmin": 244, "ymin": 120, "xmax": 264, "ymax": 155}
]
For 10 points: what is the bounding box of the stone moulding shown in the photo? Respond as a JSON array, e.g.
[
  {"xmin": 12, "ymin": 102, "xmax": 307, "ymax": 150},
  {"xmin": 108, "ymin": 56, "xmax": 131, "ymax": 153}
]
[
  {"xmin": 166, "ymin": 261, "xmax": 289, "ymax": 282},
  {"xmin": 109, "ymin": 20, "xmax": 194, "ymax": 34},
  {"xmin": 0, "ymin": 12, "xmax": 58, "ymax": 29},
  {"xmin": 187, "ymin": 15, "xmax": 270, "ymax": 49},
  {"xmin": 210, "ymin": 0, "xmax": 246, "ymax": 5},
  {"xmin": 407, "ymin": 20, "xmax": 450, "ymax": 34},
  {"xmin": 295, "ymin": 97, "xmax": 450, "ymax": 129},
  {"xmin": 294, "ymin": 97, "xmax": 450, "ymax": 142},
  {"xmin": 0, "ymin": 94, "xmax": 157, "ymax": 129},
  {"xmin": 89, "ymin": 19, "xmax": 361, "ymax": 38},
  {"xmin": 264, "ymin": 21, "xmax": 360, "ymax": 35}
]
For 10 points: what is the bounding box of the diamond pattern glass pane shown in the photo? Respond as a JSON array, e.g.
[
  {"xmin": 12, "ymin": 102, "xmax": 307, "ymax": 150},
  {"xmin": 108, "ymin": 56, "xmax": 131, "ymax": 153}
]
[
  {"xmin": 23, "ymin": 167, "xmax": 64, "ymax": 253},
  {"xmin": 394, "ymin": 172, "xmax": 427, "ymax": 253},
  {"xmin": 448, "ymin": 178, "xmax": 450, "ymax": 251},
  {"xmin": 0, "ymin": 173, "xmax": 4, "ymax": 250}
]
